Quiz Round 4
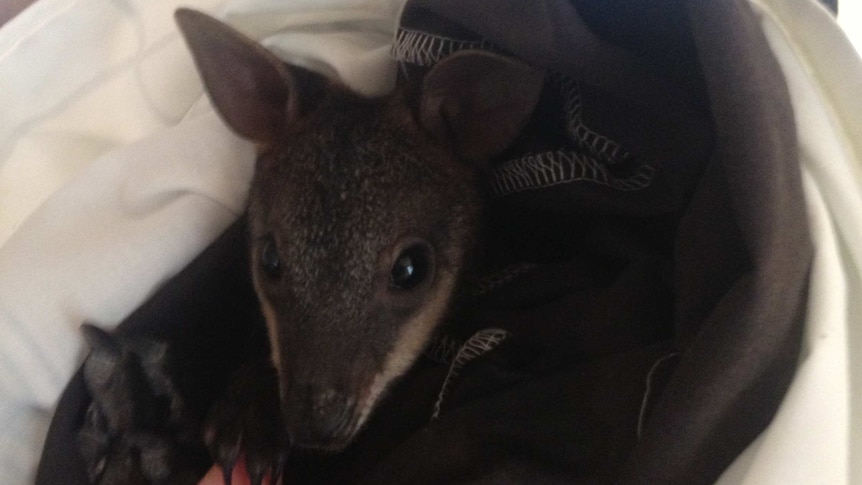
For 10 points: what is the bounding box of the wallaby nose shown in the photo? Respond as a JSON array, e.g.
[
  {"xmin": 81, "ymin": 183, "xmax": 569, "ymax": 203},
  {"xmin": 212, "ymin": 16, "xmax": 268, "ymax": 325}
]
[
  {"xmin": 286, "ymin": 387, "xmax": 354, "ymax": 445},
  {"xmin": 310, "ymin": 389, "xmax": 350, "ymax": 433}
]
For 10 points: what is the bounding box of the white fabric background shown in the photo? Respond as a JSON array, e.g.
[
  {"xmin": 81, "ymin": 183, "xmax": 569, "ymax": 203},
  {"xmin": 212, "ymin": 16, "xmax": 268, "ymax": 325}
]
[
  {"xmin": 0, "ymin": 0, "xmax": 859, "ymax": 483},
  {"xmin": 839, "ymin": 0, "xmax": 862, "ymax": 54}
]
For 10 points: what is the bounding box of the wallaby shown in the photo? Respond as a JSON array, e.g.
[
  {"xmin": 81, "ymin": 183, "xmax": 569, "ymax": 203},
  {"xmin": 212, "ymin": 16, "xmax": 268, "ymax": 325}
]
[{"xmin": 174, "ymin": 8, "xmax": 544, "ymax": 482}]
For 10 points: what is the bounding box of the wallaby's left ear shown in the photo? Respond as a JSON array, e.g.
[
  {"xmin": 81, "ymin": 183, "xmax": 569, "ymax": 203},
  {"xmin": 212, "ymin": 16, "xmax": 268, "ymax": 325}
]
[
  {"xmin": 82, "ymin": 323, "xmax": 120, "ymax": 356},
  {"xmin": 175, "ymin": 9, "xmax": 327, "ymax": 145},
  {"xmin": 420, "ymin": 50, "xmax": 545, "ymax": 165},
  {"xmin": 81, "ymin": 324, "xmax": 122, "ymax": 389}
]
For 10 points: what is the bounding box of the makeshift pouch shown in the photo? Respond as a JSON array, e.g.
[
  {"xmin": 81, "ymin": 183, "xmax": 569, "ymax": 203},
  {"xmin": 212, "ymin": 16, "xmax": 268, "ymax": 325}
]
[{"xmin": 27, "ymin": 0, "xmax": 862, "ymax": 483}]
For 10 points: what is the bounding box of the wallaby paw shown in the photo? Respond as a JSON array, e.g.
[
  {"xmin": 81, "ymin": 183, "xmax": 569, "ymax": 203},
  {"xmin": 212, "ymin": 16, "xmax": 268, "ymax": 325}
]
[
  {"xmin": 204, "ymin": 360, "xmax": 289, "ymax": 485},
  {"xmin": 78, "ymin": 324, "xmax": 208, "ymax": 484}
]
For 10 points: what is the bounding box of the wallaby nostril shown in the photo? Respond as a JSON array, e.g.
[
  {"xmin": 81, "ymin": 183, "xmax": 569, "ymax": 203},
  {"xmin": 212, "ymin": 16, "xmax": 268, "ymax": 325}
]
[{"xmin": 305, "ymin": 389, "xmax": 354, "ymax": 442}]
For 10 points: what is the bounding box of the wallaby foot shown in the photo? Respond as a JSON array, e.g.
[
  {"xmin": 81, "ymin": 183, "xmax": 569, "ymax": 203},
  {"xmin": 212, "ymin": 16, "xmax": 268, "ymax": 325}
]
[{"xmin": 204, "ymin": 359, "xmax": 289, "ymax": 485}]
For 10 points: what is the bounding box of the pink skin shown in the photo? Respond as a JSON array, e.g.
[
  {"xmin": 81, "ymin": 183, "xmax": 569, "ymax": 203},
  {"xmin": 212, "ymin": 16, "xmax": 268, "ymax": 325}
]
[{"xmin": 197, "ymin": 455, "xmax": 282, "ymax": 485}]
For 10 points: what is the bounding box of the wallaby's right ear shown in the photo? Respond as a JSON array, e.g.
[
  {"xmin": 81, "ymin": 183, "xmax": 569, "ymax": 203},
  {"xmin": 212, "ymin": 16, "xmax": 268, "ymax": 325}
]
[
  {"xmin": 175, "ymin": 9, "xmax": 324, "ymax": 145},
  {"xmin": 420, "ymin": 50, "xmax": 545, "ymax": 165}
]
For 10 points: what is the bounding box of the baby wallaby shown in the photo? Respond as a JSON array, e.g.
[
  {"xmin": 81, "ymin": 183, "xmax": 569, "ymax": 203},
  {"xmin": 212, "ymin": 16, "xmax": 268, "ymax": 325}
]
[{"xmin": 175, "ymin": 6, "xmax": 543, "ymax": 471}]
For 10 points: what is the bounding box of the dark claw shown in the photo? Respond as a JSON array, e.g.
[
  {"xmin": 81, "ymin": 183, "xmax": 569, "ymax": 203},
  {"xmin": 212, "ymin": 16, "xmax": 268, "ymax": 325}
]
[
  {"xmin": 207, "ymin": 429, "xmax": 239, "ymax": 485},
  {"xmin": 217, "ymin": 437, "xmax": 240, "ymax": 463},
  {"xmin": 247, "ymin": 457, "xmax": 265, "ymax": 485},
  {"xmin": 222, "ymin": 461, "xmax": 234, "ymax": 485},
  {"xmin": 270, "ymin": 451, "xmax": 288, "ymax": 485},
  {"xmin": 270, "ymin": 467, "xmax": 281, "ymax": 485},
  {"xmin": 205, "ymin": 359, "xmax": 287, "ymax": 485},
  {"xmin": 205, "ymin": 408, "xmax": 242, "ymax": 481},
  {"xmin": 246, "ymin": 446, "xmax": 287, "ymax": 485},
  {"xmin": 215, "ymin": 441, "xmax": 239, "ymax": 485}
]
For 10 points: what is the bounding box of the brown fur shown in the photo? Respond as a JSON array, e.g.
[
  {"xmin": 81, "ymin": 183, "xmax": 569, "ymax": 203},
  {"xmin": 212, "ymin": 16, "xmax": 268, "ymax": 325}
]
[{"xmin": 175, "ymin": 8, "xmax": 543, "ymax": 452}]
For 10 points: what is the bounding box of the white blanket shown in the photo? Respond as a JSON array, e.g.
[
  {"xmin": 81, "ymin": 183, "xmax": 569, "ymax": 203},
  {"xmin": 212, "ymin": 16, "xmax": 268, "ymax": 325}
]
[{"xmin": 0, "ymin": 0, "xmax": 859, "ymax": 483}]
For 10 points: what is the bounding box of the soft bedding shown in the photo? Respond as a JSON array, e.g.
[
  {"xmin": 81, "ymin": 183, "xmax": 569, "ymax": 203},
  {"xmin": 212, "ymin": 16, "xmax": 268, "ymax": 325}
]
[{"xmin": 1, "ymin": 0, "xmax": 861, "ymax": 483}]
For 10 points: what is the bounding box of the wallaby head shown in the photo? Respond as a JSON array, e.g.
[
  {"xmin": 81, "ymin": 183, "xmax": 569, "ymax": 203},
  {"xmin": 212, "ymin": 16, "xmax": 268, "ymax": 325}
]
[{"xmin": 175, "ymin": 9, "xmax": 544, "ymax": 451}]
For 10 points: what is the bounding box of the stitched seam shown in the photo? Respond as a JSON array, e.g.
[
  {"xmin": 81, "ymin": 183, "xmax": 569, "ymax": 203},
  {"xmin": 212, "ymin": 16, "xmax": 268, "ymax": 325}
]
[
  {"xmin": 390, "ymin": 27, "xmax": 494, "ymax": 66},
  {"xmin": 431, "ymin": 328, "xmax": 509, "ymax": 420},
  {"xmin": 558, "ymin": 74, "xmax": 631, "ymax": 165},
  {"xmin": 489, "ymin": 150, "xmax": 655, "ymax": 196},
  {"xmin": 637, "ymin": 352, "xmax": 680, "ymax": 439},
  {"xmin": 423, "ymin": 333, "xmax": 462, "ymax": 365}
]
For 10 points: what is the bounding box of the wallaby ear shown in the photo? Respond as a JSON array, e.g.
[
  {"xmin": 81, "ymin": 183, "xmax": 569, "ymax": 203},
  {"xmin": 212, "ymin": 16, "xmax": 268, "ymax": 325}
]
[
  {"xmin": 82, "ymin": 323, "xmax": 120, "ymax": 356},
  {"xmin": 175, "ymin": 9, "xmax": 325, "ymax": 144},
  {"xmin": 81, "ymin": 324, "xmax": 122, "ymax": 390},
  {"xmin": 420, "ymin": 50, "xmax": 545, "ymax": 164}
]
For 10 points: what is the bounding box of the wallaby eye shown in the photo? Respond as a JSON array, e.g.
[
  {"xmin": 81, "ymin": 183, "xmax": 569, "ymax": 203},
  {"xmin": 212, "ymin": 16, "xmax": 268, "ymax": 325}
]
[
  {"xmin": 390, "ymin": 244, "xmax": 431, "ymax": 290},
  {"xmin": 260, "ymin": 236, "xmax": 281, "ymax": 278}
]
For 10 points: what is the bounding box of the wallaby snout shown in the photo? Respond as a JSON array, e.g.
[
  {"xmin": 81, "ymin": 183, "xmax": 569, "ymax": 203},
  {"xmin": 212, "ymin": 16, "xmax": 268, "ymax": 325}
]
[
  {"xmin": 176, "ymin": 8, "xmax": 544, "ymax": 450},
  {"xmin": 283, "ymin": 386, "xmax": 355, "ymax": 449}
]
